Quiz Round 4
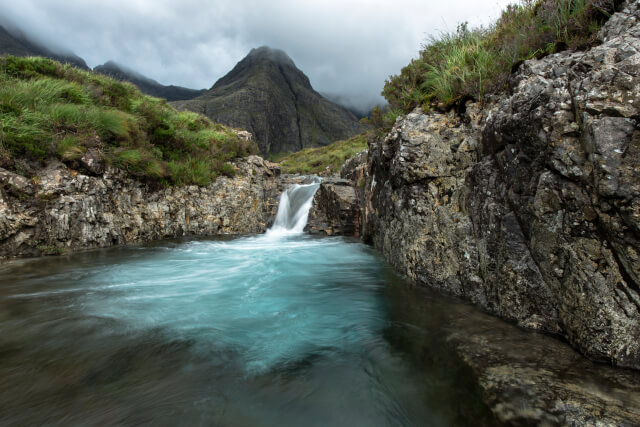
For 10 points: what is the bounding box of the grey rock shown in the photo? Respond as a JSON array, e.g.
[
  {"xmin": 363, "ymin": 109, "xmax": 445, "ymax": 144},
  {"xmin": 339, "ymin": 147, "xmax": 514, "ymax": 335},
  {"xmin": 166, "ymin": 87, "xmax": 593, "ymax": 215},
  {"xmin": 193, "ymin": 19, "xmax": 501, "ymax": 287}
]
[
  {"xmin": 307, "ymin": 178, "xmax": 360, "ymax": 236},
  {"xmin": 0, "ymin": 156, "xmax": 279, "ymax": 258},
  {"xmin": 345, "ymin": 3, "xmax": 640, "ymax": 371}
]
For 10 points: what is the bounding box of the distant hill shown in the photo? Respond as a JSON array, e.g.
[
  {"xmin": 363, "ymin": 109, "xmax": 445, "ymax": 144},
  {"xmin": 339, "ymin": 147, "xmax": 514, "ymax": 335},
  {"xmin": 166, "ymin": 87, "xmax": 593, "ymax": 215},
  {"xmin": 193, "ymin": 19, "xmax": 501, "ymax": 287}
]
[
  {"xmin": 173, "ymin": 46, "xmax": 367, "ymax": 154},
  {"xmin": 93, "ymin": 61, "xmax": 206, "ymax": 102},
  {"xmin": 0, "ymin": 24, "xmax": 88, "ymax": 69}
]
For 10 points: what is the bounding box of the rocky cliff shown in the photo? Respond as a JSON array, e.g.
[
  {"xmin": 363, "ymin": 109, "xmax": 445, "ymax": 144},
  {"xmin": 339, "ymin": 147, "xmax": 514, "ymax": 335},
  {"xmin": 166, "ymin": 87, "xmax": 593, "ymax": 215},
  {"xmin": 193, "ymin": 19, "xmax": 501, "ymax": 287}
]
[
  {"xmin": 93, "ymin": 60, "xmax": 206, "ymax": 101},
  {"xmin": 173, "ymin": 47, "xmax": 366, "ymax": 154},
  {"xmin": 330, "ymin": 2, "xmax": 640, "ymax": 371},
  {"xmin": 0, "ymin": 156, "xmax": 280, "ymax": 258}
]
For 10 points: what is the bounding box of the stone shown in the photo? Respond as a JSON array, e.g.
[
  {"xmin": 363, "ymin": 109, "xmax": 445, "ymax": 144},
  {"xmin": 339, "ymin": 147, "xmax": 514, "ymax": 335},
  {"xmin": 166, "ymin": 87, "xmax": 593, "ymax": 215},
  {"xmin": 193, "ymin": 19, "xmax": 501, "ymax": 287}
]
[
  {"xmin": 0, "ymin": 156, "xmax": 279, "ymax": 258},
  {"xmin": 307, "ymin": 178, "xmax": 359, "ymax": 236}
]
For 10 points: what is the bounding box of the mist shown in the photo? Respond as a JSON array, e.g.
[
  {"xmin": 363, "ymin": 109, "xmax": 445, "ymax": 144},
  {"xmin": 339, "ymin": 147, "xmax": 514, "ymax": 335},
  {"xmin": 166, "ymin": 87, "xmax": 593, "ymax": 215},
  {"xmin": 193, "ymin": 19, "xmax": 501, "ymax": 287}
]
[{"xmin": 0, "ymin": 0, "xmax": 515, "ymax": 112}]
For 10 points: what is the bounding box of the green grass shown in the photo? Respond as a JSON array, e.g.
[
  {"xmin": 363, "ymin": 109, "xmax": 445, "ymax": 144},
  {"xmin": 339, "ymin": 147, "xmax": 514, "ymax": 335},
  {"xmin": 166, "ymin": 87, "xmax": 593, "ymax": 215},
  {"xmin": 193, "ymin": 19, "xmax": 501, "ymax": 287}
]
[
  {"xmin": 383, "ymin": 0, "xmax": 619, "ymax": 117},
  {"xmin": 0, "ymin": 56, "xmax": 258, "ymax": 186},
  {"xmin": 279, "ymin": 132, "xmax": 369, "ymax": 175}
]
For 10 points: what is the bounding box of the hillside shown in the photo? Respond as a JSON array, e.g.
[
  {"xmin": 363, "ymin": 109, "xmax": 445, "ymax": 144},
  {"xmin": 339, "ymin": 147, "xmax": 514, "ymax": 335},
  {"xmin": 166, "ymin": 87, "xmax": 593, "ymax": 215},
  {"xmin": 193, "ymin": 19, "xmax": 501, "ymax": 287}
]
[
  {"xmin": 0, "ymin": 24, "xmax": 88, "ymax": 70},
  {"xmin": 93, "ymin": 60, "xmax": 206, "ymax": 102},
  {"xmin": 173, "ymin": 46, "xmax": 367, "ymax": 154},
  {"xmin": 0, "ymin": 56, "xmax": 256, "ymax": 186}
]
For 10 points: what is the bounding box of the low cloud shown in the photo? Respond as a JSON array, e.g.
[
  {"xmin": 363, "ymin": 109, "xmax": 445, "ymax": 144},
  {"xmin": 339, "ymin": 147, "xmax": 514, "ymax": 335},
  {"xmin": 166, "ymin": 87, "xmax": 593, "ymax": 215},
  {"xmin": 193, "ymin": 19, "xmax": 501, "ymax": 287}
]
[{"xmin": 0, "ymin": 0, "xmax": 513, "ymax": 112}]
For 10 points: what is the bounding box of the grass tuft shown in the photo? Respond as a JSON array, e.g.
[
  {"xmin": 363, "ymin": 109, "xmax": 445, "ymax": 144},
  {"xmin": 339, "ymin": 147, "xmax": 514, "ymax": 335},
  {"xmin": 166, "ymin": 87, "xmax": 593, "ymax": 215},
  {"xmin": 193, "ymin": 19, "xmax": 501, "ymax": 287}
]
[{"xmin": 383, "ymin": 0, "xmax": 620, "ymax": 117}]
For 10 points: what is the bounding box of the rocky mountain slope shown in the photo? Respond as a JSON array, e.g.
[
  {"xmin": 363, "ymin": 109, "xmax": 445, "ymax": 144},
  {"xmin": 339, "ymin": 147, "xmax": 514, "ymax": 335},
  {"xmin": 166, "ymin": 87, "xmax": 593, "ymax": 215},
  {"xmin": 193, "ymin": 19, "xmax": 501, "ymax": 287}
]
[
  {"xmin": 173, "ymin": 46, "xmax": 366, "ymax": 154},
  {"xmin": 93, "ymin": 60, "xmax": 205, "ymax": 101},
  {"xmin": 0, "ymin": 24, "xmax": 88, "ymax": 69}
]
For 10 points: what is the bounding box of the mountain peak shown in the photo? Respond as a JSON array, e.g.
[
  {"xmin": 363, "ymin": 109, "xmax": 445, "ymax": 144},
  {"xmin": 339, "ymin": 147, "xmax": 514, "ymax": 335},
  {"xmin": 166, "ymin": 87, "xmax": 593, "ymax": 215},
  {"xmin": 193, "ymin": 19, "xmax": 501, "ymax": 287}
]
[
  {"xmin": 175, "ymin": 46, "xmax": 366, "ymax": 154},
  {"xmin": 245, "ymin": 46, "xmax": 295, "ymax": 67}
]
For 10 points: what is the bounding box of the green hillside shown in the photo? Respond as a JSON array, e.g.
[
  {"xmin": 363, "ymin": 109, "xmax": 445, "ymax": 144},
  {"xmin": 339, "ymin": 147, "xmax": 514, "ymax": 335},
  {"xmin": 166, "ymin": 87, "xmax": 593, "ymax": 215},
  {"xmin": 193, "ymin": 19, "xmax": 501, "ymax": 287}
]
[
  {"xmin": 279, "ymin": 132, "xmax": 369, "ymax": 175},
  {"xmin": 0, "ymin": 56, "xmax": 257, "ymax": 186}
]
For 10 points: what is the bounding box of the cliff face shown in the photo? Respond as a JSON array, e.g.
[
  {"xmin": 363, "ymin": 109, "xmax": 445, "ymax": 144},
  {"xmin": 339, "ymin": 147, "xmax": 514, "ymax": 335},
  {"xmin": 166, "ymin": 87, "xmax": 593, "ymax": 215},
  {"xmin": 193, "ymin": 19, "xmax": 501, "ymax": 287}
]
[
  {"xmin": 335, "ymin": 2, "xmax": 640, "ymax": 370},
  {"xmin": 0, "ymin": 156, "xmax": 280, "ymax": 258},
  {"xmin": 173, "ymin": 47, "xmax": 366, "ymax": 154},
  {"xmin": 93, "ymin": 61, "xmax": 206, "ymax": 101}
]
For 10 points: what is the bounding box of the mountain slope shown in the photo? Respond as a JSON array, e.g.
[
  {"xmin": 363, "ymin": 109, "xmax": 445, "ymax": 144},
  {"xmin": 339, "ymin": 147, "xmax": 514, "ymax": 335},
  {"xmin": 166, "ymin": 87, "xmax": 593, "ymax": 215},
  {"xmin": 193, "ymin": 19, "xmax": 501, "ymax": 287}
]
[
  {"xmin": 94, "ymin": 60, "xmax": 205, "ymax": 101},
  {"xmin": 0, "ymin": 24, "xmax": 88, "ymax": 69},
  {"xmin": 173, "ymin": 46, "xmax": 367, "ymax": 154}
]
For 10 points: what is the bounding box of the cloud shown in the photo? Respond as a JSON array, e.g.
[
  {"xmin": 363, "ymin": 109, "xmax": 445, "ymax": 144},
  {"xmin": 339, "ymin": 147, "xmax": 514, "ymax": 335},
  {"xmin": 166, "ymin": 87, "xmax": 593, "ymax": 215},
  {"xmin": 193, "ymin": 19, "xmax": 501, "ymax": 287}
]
[{"xmin": 0, "ymin": 0, "xmax": 514, "ymax": 111}]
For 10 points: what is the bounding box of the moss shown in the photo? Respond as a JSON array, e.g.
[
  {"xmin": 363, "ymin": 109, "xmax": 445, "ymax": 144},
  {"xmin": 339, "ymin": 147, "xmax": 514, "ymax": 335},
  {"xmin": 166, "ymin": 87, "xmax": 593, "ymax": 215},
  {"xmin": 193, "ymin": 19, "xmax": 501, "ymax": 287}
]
[{"xmin": 36, "ymin": 244, "xmax": 65, "ymax": 255}]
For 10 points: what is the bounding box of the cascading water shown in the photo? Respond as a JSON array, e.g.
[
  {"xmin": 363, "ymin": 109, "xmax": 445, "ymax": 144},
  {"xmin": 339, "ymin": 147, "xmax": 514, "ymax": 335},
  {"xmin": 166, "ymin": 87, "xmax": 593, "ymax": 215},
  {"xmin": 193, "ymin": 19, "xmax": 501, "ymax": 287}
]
[{"xmin": 267, "ymin": 180, "xmax": 320, "ymax": 235}]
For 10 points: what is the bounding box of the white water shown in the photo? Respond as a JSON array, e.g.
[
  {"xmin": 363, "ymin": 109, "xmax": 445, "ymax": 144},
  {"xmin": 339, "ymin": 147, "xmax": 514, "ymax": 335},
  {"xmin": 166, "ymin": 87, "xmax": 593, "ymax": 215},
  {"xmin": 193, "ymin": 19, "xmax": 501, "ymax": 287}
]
[{"xmin": 267, "ymin": 181, "xmax": 321, "ymax": 236}]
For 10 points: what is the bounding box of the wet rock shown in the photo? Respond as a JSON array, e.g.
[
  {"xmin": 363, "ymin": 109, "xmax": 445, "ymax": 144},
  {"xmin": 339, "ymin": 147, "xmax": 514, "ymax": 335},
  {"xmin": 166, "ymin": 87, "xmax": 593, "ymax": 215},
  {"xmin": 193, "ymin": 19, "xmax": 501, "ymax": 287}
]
[{"xmin": 307, "ymin": 178, "xmax": 359, "ymax": 236}]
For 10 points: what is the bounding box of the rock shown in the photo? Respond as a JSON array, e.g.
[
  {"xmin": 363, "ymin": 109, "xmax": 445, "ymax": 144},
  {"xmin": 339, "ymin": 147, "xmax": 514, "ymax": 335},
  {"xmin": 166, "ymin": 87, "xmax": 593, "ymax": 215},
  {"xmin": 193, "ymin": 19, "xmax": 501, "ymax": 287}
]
[
  {"xmin": 79, "ymin": 148, "xmax": 106, "ymax": 175},
  {"xmin": 0, "ymin": 168, "xmax": 34, "ymax": 196},
  {"xmin": 349, "ymin": 3, "xmax": 640, "ymax": 370},
  {"xmin": 387, "ymin": 283, "xmax": 640, "ymax": 426},
  {"xmin": 0, "ymin": 155, "xmax": 279, "ymax": 258},
  {"xmin": 307, "ymin": 178, "xmax": 359, "ymax": 236}
]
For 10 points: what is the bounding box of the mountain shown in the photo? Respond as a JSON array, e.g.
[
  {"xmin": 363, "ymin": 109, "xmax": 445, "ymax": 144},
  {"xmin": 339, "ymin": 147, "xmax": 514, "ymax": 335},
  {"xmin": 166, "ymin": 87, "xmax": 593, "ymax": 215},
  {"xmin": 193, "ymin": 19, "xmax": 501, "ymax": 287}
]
[
  {"xmin": 93, "ymin": 61, "xmax": 206, "ymax": 102},
  {"xmin": 172, "ymin": 46, "xmax": 367, "ymax": 154},
  {"xmin": 0, "ymin": 24, "xmax": 88, "ymax": 69}
]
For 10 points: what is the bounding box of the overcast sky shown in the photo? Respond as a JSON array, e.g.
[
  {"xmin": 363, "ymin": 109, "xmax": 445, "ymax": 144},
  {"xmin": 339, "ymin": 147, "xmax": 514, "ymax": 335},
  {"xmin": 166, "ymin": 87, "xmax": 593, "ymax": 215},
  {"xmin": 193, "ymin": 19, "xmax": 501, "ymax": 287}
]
[{"xmin": 0, "ymin": 0, "xmax": 514, "ymax": 111}]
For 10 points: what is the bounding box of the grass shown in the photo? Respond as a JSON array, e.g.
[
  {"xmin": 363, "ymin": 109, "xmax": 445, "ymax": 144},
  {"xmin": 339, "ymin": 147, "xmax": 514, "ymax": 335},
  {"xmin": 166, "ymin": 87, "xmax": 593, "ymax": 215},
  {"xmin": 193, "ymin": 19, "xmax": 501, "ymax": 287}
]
[
  {"xmin": 0, "ymin": 56, "xmax": 258, "ymax": 186},
  {"xmin": 383, "ymin": 0, "xmax": 620, "ymax": 117},
  {"xmin": 279, "ymin": 132, "xmax": 369, "ymax": 175}
]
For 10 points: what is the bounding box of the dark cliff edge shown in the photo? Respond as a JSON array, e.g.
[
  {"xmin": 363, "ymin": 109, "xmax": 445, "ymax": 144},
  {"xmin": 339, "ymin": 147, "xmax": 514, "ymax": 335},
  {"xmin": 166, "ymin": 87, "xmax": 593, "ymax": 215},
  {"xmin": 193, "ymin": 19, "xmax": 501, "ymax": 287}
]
[
  {"xmin": 309, "ymin": 3, "xmax": 640, "ymax": 424},
  {"xmin": 172, "ymin": 46, "xmax": 367, "ymax": 154}
]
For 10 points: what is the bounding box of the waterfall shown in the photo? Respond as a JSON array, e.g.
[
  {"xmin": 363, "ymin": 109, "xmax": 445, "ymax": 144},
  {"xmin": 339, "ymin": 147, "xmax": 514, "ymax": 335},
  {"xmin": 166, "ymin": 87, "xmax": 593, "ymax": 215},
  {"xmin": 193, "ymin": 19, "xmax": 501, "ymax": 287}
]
[{"xmin": 267, "ymin": 181, "xmax": 320, "ymax": 235}]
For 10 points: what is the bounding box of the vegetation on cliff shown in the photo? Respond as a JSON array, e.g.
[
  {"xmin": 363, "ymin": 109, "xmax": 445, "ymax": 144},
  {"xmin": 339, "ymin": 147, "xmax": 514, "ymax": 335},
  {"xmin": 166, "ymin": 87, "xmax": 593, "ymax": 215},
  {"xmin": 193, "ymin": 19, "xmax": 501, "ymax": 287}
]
[
  {"xmin": 383, "ymin": 0, "xmax": 621, "ymax": 114},
  {"xmin": 0, "ymin": 56, "xmax": 257, "ymax": 186},
  {"xmin": 279, "ymin": 132, "xmax": 369, "ymax": 175}
]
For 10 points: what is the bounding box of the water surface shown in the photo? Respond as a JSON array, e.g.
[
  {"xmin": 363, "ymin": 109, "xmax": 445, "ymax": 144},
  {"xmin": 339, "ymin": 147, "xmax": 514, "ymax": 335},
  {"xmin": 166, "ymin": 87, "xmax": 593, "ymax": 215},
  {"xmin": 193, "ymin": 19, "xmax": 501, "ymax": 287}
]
[{"xmin": 0, "ymin": 233, "xmax": 495, "ymax": 426}]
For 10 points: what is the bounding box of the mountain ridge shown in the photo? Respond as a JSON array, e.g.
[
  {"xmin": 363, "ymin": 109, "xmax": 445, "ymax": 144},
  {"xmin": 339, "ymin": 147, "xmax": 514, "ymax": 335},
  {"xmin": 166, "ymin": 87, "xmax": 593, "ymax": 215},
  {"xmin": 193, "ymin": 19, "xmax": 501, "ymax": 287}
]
[
  {"xmin": 0, "ymin": 24, "xmax": 88, "ymax": 69},
  {"xmin": 93, "ymin": 60, "xmax": 206, "ymax": 102}
]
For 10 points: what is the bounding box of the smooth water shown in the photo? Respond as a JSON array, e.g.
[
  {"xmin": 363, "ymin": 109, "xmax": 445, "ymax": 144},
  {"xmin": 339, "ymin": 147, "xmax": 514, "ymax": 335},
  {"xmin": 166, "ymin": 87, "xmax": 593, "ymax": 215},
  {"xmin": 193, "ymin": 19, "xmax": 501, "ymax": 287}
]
[{"xmin": 0, "ymin": 184, "xmax": 496, "ymax": 426}]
